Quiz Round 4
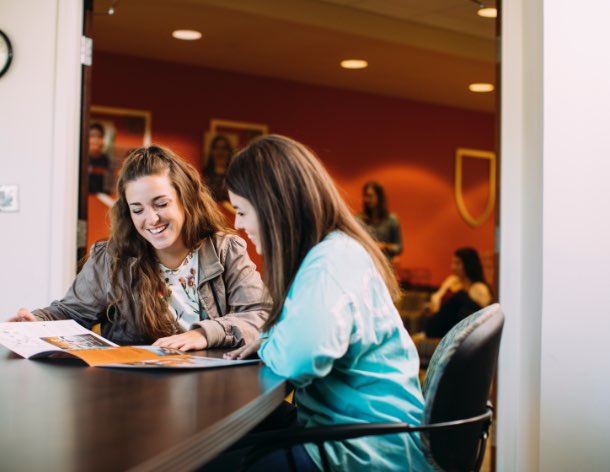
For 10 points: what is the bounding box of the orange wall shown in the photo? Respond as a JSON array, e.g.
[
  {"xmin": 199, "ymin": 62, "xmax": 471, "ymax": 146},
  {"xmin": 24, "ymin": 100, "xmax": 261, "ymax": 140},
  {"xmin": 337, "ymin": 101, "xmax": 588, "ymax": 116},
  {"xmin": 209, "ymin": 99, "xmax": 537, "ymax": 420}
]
[{"xmin": 91, "ymin": 52, "xmax": 496, "ymax": 286}]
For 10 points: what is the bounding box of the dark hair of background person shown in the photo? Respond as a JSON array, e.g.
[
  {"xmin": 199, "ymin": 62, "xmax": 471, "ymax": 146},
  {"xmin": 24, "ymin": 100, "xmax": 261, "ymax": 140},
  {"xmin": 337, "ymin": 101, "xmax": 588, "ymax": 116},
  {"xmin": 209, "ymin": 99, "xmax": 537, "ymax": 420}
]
[
  {"xmin": 455, "ymin": 247, "xmax": 486, "ymax": 283},
  {"xmin": 90, "ymin": 122, "xmax": 105, "ymax": 137},
  {"xmin": 362, "ymin": 180, "xmax": 389, "ymax": 221},
  {"xmin": 226, "ymin": 134, "xmax": 400, "ymax": 330},
  {"xmin": 108, "ymin": 144, "xmax": 231, "ymax": 341},
  {"xmin": 203, "ymin": 134, "xmax": 234, "ymax": 175}
]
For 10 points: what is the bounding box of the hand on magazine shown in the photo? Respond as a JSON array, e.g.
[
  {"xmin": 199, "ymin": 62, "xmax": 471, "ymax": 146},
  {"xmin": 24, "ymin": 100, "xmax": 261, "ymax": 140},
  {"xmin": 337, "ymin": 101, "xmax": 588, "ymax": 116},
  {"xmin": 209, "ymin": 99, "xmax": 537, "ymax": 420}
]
[
  {"xmin": 153, "ymin": 328, "xmax": 208, "ymax": 351},
  {"xmin": 7, "ymin": 308, "xmax": 36, "ymax": 322},
  {"xmin": 223, "ymin": 338, "xmax": 263, "ymax": 360}
]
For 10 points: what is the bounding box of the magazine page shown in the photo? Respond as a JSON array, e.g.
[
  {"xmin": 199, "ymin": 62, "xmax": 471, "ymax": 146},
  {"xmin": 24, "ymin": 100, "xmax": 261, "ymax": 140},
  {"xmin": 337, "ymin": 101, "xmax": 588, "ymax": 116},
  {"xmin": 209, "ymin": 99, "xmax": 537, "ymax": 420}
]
[
  {"xmin": 96, "ymin": 347, "xmax": 261, "ymax": 369},
  {"xmin": 69, "ymin": 345, "xmax": 185, "ymax": 366},
  {"xmin": 0, "ymin": 320, "xmax": 259, "ymax": 369},
  {"xmin": 0, "ymin": 320, "xmax": 117, "ymax": 359}
]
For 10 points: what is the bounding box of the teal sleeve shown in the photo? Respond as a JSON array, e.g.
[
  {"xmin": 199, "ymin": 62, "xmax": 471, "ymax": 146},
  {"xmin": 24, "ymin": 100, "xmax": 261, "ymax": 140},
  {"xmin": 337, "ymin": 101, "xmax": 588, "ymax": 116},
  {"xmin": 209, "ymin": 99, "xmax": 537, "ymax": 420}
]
[{"xmin": 258, "ymin": 266, "xmax": 352, "ymax": 387}]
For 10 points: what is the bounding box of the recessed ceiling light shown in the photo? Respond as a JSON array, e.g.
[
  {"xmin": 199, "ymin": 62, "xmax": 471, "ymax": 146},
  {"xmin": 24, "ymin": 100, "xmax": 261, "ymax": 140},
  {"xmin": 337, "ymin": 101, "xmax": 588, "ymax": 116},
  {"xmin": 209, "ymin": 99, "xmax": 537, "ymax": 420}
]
[
  {"xmin": 469, "ymin": 83, "xmax": 495, "ymax": 93},
  {"xmin": 477, "ymin": 7, "xmax": 497, "ymax": 18},
  {"xmin": 172, "ymin": 29, "xmax": 202, "ymax": 41},
  {"xmin": 340, "ymin": 59, "xmax": 368, "ymax": 70}
]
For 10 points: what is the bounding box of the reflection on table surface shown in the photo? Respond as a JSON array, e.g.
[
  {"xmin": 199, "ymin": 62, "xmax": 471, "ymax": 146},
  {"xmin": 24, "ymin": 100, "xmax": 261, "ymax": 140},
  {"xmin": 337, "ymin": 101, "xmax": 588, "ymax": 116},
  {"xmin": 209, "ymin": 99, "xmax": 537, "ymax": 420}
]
[{"xmin": 0, "ymin": 347, "xmax": 285, "ymax": 472}]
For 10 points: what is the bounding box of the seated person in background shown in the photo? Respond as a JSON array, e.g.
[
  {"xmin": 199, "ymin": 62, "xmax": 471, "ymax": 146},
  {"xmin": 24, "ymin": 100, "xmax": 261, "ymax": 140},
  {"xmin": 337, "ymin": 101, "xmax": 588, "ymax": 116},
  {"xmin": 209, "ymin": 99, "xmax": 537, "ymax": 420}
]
[
  {"xmin": 357, "ymin": 181, "xmax": 403, "ymax": 260},
  {"xmin": 422, "ymin": 247, "xmax": 493, "ymax": 339},
  {"xmin": 88, "ymin": 122, "xmax": 111, "ymax": 194},
  {"xmin": 223, "ymin": 135, "xmax": 431, "ymax": 471},
  {"xmin": 9, "ymin": 145, "xmax": 269, "ymax": 349}
]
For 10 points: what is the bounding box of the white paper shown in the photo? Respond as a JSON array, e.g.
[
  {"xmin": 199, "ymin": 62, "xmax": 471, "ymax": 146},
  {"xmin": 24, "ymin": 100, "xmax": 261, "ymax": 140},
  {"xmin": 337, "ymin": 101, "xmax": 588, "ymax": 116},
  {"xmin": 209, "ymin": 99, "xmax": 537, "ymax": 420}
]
[{"xmin": 0, "ymin": 320, "xmax": 117, "ymax": 359}]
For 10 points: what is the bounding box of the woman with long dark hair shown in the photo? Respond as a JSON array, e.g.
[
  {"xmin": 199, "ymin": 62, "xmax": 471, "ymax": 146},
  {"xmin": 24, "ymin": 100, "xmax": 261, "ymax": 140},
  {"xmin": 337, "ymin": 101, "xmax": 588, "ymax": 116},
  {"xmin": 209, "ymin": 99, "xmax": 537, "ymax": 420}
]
[
  {"xmin": 423, "ymin": 247, "xmax": 493, "ymax": 338},
  {"xmin": 223, "ymin": 135, "xmax": 430, "ymax": 471},
  {"xmin": 203, "ymin": 134, "xmax": 234, "ymax": 204},
  {"xmin": 357, "ymin": 180, "xmax": 403, "ymax": 260},
  {"xmin": 10, "ymin": 145, "xmax": 268, "ymax": 349}
]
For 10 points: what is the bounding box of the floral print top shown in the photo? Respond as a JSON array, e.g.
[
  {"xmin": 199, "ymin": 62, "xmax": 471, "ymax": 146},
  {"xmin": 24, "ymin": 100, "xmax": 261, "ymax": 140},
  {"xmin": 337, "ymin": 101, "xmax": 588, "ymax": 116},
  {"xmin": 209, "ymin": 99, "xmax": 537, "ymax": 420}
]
[{"xmin": 159, "ymin": 250, "xmax": 207, "ymax": 332}]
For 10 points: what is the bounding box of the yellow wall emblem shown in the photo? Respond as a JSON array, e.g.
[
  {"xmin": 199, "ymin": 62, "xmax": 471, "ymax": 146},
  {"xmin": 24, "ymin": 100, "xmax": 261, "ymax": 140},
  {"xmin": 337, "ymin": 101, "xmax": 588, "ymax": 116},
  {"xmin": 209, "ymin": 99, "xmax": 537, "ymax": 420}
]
[{"xmin": 455, "ymin": 148, "xmax": 496, "ymax": 227}]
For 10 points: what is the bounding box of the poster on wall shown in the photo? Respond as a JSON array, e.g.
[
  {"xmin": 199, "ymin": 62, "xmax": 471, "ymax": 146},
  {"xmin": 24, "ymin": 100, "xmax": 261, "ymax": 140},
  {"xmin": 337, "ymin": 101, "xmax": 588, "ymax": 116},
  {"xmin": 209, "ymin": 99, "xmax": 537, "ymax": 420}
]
[
  {"xmin": 202, "ymin": 119, "xmax": 268, "ymax": 204},
  {"xmin": 205, "ymin": 119, "xmax": 268, "ymax": 156},
  {"xmin": 89, "ymin": 105, "xmax": 152, "ymax": 197},
  {"xmin": 87, "ymin": 106, "xmax": 152, "ymax": 250}
]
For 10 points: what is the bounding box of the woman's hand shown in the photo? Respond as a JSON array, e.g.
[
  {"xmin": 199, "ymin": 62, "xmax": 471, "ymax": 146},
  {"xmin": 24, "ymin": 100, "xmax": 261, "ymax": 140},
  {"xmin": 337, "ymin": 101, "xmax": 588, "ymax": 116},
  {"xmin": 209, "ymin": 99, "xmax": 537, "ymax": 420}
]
[
  {"xmin": 153, "ymin": 329, "xmax": 208, "ymax": 351},
  {"xmin": 223, "ymin": 339, "xmax": 263, "ymax": 360},
  {"xmin": 7, "ymin": 308, "xmax": 36, "ymax": 322}
]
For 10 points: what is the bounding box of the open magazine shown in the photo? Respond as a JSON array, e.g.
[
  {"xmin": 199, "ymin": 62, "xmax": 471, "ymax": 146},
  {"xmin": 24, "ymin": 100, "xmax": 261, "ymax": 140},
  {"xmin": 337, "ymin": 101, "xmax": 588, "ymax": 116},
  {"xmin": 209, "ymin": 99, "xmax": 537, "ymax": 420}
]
[{"xmin": 0, "ymin": 320, "xmax": 259, "ymax": 369}]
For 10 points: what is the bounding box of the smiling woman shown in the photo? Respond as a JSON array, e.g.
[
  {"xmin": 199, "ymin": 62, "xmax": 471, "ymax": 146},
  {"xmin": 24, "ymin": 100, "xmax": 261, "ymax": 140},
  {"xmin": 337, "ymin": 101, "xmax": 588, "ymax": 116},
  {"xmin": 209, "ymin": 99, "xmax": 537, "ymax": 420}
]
[
  {"xmin": 124, "ymin": 173, "xmax": 188, "ymax": 268},
  {"xmin": 8, "ymin": 145, "xmax": 270, "ymax": 349}
]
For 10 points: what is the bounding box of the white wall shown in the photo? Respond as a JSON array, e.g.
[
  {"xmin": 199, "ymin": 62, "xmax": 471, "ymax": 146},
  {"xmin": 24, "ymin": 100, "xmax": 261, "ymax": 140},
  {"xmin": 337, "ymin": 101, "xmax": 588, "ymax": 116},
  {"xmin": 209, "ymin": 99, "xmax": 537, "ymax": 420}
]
[
  {"xmin": 540, "ymin": 1, "xmax": 610, "ymax": 469},
  {"xmin": 497, "ymin": 0, "xmax": 543, "ymax": 469},
  {"xmin": 0, "ymin": 0, "xmax": 82, "ymax": 316},
  {"xmin": 499, "ymin": 0, "xmax": 610, "ymax": 470}
]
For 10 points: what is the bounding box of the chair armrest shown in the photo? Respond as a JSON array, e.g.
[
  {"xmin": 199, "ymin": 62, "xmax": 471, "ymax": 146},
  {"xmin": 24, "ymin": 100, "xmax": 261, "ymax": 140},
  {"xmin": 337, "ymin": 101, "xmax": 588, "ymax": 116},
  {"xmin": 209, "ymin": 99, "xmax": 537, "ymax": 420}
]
[{"xmin": 239, "ymin": 407, "xmax": 493, "ymax": 450}]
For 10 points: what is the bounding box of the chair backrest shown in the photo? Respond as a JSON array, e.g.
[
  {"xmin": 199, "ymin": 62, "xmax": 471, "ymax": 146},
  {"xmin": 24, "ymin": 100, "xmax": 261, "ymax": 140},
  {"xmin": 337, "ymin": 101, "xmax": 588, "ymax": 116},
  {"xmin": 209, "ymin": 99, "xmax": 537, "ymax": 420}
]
[{"xmin": 421, "ymin": 303, "xmax": 504, "ymax": 471}]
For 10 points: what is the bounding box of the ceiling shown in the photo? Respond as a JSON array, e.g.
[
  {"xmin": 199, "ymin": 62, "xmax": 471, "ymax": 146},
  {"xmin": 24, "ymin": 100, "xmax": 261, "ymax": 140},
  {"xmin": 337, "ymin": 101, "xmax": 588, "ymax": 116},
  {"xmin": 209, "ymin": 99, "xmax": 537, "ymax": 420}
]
[{"xmin": 92, "ymin": 0, "xmax": 497, "ymax": 112}]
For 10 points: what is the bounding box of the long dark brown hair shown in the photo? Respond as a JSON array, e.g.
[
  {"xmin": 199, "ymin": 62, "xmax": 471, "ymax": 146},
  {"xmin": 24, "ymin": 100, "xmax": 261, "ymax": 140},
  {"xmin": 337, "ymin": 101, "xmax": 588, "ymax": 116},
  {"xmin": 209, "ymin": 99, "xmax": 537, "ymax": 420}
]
[
  {"xmin": 203, "ymin": 134, "xmax": 234, "ymax": 175},
  {"xmin": 108, "ymin": 145, "xmax": 230, "ymax": 341},
  {"xmin": 226, "ymin": 135, "xmax": 400, "ymax": 330},
  {"xmin": 455, "ymin": 247, "xmax": 486, "ymax": 284}
]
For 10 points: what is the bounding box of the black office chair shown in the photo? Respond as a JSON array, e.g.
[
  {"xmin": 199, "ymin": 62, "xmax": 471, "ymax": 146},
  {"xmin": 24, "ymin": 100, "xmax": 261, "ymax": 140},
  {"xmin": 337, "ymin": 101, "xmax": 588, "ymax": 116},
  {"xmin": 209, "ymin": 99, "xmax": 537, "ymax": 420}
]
[{"xmin": 240, "ymin": 303, "xmax": 505, "ymax": 472}]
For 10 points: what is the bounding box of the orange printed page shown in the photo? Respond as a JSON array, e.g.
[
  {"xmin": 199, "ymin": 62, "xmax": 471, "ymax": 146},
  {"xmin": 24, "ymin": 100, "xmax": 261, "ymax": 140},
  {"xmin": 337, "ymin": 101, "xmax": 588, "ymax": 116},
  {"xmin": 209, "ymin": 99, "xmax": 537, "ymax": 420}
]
[{"xmin": 67, "ymin": 346, "xmax": 185, "ymax": 367}]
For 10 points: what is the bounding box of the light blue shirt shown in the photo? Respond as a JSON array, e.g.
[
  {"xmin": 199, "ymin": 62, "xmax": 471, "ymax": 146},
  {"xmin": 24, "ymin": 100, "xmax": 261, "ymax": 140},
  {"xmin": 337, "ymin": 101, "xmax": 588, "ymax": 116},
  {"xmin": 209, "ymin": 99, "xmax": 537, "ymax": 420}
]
[{"xmin": 259, "ymin": 231, "xmax": 431, "ymax": 471}]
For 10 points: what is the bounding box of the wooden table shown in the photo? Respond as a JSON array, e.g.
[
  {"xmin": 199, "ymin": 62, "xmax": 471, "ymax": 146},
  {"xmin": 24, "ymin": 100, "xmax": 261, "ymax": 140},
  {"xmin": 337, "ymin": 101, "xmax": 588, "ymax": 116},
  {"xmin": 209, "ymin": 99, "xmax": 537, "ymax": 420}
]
[{"xmin": 0, "ymin": 348, "xmax": 286, "ymax": 471}]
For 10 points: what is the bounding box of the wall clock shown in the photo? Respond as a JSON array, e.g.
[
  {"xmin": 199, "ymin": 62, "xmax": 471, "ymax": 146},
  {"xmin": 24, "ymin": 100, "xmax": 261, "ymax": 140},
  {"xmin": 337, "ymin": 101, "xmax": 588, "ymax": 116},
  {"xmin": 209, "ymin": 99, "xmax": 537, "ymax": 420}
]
[{"xmin": 0, "ymin": 30, "xmax": 14, "ymax": 78}]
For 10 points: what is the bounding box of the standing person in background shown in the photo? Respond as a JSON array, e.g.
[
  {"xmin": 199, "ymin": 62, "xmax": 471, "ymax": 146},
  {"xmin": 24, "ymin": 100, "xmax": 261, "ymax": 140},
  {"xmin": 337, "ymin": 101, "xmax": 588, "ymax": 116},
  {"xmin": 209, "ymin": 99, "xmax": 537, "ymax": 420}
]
[
  {"xmin": 203, "ymin": 134, "xmax": 234, "ymax": 205},
  {"xmin": 203, "ymin": 134, "xmax": 263, "ymax": 270},
  {"xmin": 9, "ymin": 145, "xmax": 269, "ymax": 349},
  {"xmin": 223, "ymin": 135, "xmax": 431, "ymax": 472},
  {"xmin": 357, "ymin": 181, "xmax": 403, "ymax": 261},
  {"xmin": 88, "ymin": 122, "xmax": 111, "ymax": 194}
]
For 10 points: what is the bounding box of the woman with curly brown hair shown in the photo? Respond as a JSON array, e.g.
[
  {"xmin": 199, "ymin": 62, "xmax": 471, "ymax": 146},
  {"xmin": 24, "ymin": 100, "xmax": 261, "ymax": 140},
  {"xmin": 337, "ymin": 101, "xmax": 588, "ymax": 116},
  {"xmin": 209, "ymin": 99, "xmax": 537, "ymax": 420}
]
[{"xmin": 9, "ymin": 145, "xmax": 269, "ymax": 349}]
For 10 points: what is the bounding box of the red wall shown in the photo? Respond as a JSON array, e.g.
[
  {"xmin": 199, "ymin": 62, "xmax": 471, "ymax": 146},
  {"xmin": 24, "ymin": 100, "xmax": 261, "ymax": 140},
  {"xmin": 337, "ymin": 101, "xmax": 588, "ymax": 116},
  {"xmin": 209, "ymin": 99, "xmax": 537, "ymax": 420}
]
[{"xmin": 91, "ymin": 52, "xmax": 496, "ymax": 286}]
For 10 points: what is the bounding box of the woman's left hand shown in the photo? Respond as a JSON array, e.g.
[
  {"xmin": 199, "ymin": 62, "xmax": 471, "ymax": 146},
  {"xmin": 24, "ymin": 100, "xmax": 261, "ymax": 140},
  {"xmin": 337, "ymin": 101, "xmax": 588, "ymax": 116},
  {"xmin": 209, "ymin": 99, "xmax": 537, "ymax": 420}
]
[{"xmin": 153, "ymin": 329, "xmax": 208, "ymax": 351}]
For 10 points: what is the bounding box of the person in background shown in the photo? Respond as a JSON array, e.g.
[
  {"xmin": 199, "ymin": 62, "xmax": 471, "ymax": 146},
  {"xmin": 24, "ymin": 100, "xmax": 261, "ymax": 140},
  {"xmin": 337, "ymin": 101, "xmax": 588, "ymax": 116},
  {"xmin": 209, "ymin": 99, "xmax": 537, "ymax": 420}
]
[
  {"xmin": 421, "ymin": 247, "xmax": 493, "ymax": 339},
  {"xmin": 9, "ymin": 145, "xmax": 269, "ymax": 349},
  {"xmin": 357, "ymin": 181, "xmax": 403, "ymax": 260},
  {"xmin": 203, "ymin": 134, "xmax": 234, "ymax": 204},
  {"xmin": 88, "ymin": 122, "xmax": 111, "ymax": 194},
  {"xmin": 223, "ymin": 135, "xmax": 431, "ymax": 471}
]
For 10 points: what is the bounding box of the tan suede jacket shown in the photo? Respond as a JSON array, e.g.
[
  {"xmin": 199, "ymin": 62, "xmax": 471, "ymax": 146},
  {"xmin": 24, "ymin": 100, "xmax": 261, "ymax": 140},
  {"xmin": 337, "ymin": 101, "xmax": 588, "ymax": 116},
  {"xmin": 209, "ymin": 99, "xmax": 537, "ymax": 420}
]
[{"xmin": 33, "ymin": 233, "xmax": 270, "ymax": 347}]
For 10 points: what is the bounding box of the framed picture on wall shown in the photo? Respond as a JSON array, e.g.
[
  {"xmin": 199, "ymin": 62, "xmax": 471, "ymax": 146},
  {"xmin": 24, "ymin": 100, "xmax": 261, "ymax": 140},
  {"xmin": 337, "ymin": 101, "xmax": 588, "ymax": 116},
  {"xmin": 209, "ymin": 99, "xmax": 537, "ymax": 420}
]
[
  {"xmin": 202, "ymin": 119, "xmax": 268, "ymax": 203},
  {"xmin": 204, "ymin": 119, "xmax": 269, "ymax": 159},
  {"xmin": 87, "ymin": 106, "xmax": 152, "ymax": 251},
  {"xmin": 90, "ymin": 105, "xmax": 152, "ymax": 196}
]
